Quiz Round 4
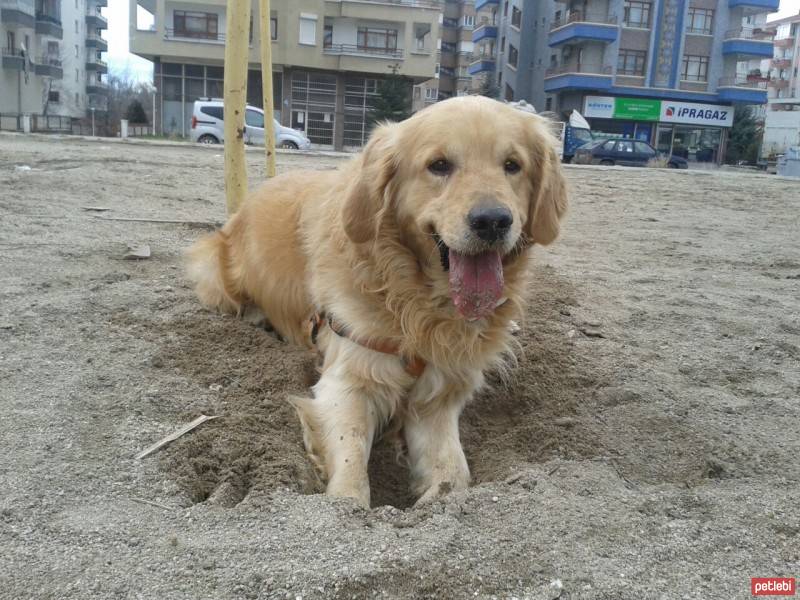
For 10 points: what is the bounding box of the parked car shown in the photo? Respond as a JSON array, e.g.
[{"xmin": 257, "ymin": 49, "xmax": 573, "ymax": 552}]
[
  {"xmin": 573, "ymin": 138, "xmax": 689, "ymax": 169},
  {"xmin": 190, "ymin": 99, "xmax": 311, "ymax": 150}
]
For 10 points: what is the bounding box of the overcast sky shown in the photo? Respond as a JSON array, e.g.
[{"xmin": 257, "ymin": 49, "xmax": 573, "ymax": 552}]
[{"xmin": 106, "ymin": 0, "xmax": 800, "ymax": 83}]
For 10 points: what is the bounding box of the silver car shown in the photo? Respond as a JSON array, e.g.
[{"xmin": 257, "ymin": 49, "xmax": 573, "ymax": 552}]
[{"xmin": 190, "ymin": 99, "xmax": 311, "ymax": 150}]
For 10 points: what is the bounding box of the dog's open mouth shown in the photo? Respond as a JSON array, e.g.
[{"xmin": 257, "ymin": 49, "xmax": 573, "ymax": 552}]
[{"xmin": 433, "ymin": 232, "xmax": 505, "ymax": 321}]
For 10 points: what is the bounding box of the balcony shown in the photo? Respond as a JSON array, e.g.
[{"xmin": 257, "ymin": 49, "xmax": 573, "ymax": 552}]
[
  {"xmin": 87, "ymin": 81, "xmax": 109, "ymax": 95},
  {"xmin": 722, "ymin": 28, "xmax": 774, "ymax": 59},
  {"xmin": 94, "ymin": 0, "xmax": 107, "ymax": 6},
  {"xmin": 1, "ymin": 0, "xmax": 35, "ymax": 27},
  {"xmin": 543, "ymin": 63, "xmax": 613, "ymax": 91},
  {"xmin": 774, "ymin": 37, "xmax": 795, "ymax": 48},
  {"xmin": 1, "ymin": 47, "xmax": 25, "ymax": 70},
  {"xmin": 164, "ymin": 28, "xmax": 226, "ymax": 44},
  {"xmin": 768, "ymin": 78, "xmax": 789, "ymax": 89},
  {"xmin": 85, "ymin": 9, "xmax": 107, "ymax": 30},
  {"xmin": 86, "ymin": 56, "xmax": 107, "ymax": 73},
  {"xmin": 717, "ymin": 76, "xmax": 767, "ymax": 103},
  {"xmin": 34, "ymin": 55, "xmax": 62, "ymax": 78},
  {"xmin": 323, "ymin": 43, "xmax": 404, "ymax": 59},
  {"xmin": 771, "ymin": 58, "xmax": 791, "ymax": 69},
  {"xmin": 468, "ymin": 58, "xmax": 495, "ymax": 74},
  {"xmin": 86, "ymin": 34, "xmax": 107, "ymax": 51},
  {"xmin": 475, "ymin": 0, "xmax": 499, "ymax": 11},
  {"xmin": 35, "ymin": 12, "xmax": 62, "ymax": 38},
  {"xmin": 549, "ymin": 11, "xmax": 618, "ymax": 47},
  {"xmin": 728, "ymin": 0, "xmax": 780, "ymax": 11},
  {"xmin": 472, "ymin": 24, "xmax": 498, "ymax": 42}
]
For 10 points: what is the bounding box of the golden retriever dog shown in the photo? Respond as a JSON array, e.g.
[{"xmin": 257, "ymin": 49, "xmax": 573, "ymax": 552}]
[{"xmin": 187, "ymin": 96, "xmax": 567, "ymax": 508}]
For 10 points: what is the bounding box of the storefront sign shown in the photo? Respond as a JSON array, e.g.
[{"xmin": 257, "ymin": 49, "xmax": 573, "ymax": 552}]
[
  {"xmin": 583, "ymin": 96, "xmax": 734, "ymax": 128},
  {"xmin": 613, "ymin": 98, "xmax": 661, "ymax": 121},
  {"xmin": 659, "ymin": 100, "xmax": 734, "ymax": 127}
]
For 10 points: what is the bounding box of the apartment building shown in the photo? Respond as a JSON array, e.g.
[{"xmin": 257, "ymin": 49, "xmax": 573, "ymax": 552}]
[
  {"xmin": 766, "ymin": 11, "xmax": 798, "ymax": 104},
  {"xmin": 1, "ymin": 0, "xmax": 108, "ymax": 116},
  {"xmin": 413, "ymin": 0, "xmax": 477, "ymax": 109},
  {"xmin": 130, "ymin": 0, "xmax": 442, "ymax": 149},
  {"xmin": 469, "ymin": 0, "xmax": 777, "ymax": 163}
]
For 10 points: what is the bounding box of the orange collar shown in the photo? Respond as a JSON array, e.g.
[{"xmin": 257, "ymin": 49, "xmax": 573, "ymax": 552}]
[{"xmin": 311, "ymin": 312, "xmax": 426, "ymax": 378}]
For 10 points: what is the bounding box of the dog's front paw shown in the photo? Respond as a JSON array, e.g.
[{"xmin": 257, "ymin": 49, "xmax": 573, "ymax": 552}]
[
  {"xmin": 414, "ymin": 475, "xmax": 469, "ymax": 507},
  {"xmin": 327, "ymin": 476, "xmax": 370, "ymax": 509}
]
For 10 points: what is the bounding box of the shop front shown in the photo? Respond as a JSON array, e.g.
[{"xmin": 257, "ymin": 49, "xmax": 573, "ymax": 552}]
[{"xmin": 583, "ymin": 96, "xmax": 734, "ymax": 164}]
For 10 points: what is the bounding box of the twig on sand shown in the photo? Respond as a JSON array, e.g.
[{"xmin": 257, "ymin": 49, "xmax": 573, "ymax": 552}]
[
  {"xmin": 130, "ymin": 497, "xmax": 176, "ymax": 510},
  {"xmin": 135, "ymin": 414, "xmax": 219, "ymax": 460},
  {"xmin": 93, "ymin": 215, "xmax": 220, "ymax": 228}
]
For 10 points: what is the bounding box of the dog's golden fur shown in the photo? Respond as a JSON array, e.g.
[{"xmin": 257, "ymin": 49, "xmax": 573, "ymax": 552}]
[{"xmin": 187, "ymin": 96, "xmax": 567, "ymax": 507}]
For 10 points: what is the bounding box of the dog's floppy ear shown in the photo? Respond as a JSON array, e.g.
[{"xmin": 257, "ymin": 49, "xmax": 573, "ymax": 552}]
[
  {"xmin": 342, "ymin": 123, "xmax": 399, "ymax": 244},
  {"xmin": 526, "ymin": 119, "xmax": 568, "ymax": 245}
]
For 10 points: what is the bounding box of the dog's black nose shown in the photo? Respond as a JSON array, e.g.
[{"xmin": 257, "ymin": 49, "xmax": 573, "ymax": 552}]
[{"xmin": 468, "ymin": 206, "xmax": 513, "ymax": 242}]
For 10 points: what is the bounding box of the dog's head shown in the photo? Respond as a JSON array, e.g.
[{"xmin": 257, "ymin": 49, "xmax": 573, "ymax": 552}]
[{"xmin": 342, "ymin": 96, "xmax": 568, "ymax": 321}]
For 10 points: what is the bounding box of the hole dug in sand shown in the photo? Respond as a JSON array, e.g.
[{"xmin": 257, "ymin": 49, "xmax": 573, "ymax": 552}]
[{"xmin": 149, "ymin": 266, "xmax": 607, "ymax": 509}]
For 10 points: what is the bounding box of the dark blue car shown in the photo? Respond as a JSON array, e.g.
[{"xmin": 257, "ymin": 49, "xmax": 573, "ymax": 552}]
[{"xmin": 574, "ymin": 138, "xmax": 689, "ymax": 169}]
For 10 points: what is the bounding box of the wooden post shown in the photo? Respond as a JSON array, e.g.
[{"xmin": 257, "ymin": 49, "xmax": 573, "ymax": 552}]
[
  {"xmin": 259, "ymin": 0, "xmax": 277, "ymax": 178},
  {"xmin": 223, "ymin": 0, "xmax": 252, "ymax": 215}
]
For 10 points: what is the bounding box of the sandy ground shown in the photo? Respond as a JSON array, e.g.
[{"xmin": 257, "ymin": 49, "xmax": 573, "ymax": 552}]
[{"xmin": 0, "ymin": 133, "xmax": 798, "ymax": 600}]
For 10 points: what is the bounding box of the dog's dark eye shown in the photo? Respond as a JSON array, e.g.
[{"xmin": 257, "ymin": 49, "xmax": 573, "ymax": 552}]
[
  {"xmin": 504, "ymin": 159, "xmax": 521, "ymax": 174},
  {"xmin": 428, "ymin": 159, "xmax": 453, "ymax": 176}
]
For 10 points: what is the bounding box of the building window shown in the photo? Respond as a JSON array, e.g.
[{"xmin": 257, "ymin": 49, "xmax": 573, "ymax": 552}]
[
  {"xmin": 511, "ymin": 6, "xmax": 522, "ymax": 28},
  {"xmin": 48, "ymin": 90, "xmax": 60, "ymax": 103},
  {"xmin": 434, "ymin": 62, "xmax": 440, "ymax": 78},
  {"xmin": 425, "ymin": 87, "xmax": 438, "ymax": 100},
  {"xmin": 271, "ymin": 16, "xmax": 278, "ymax": 40},
  {"xmin": 504, "ymin": 83, "xmax": 514, "ymax": 101},
  {"xmin": 74, "ymin": 44, "xmax": 79, "ymax": 57},
  {"xmin": 623, "ymin": 1, "xmax": 651, "ymax": 28},
  {"xmin": 545, "ymin": 96, "xmax": 553, "ymax": 111},
  {"xmin": 686, "ymin": 8, "xmax": 713, "ymax": 35},
  {"xmin": 500, "ymin": 35, "xmax": 505, "ymax": 52},
  {"xmin": 617, "ymin": 49, "xmax": 647, "ymax": 75},
  {"xmin": 357, "ymin": 27, "xmax": 398, "ymax": 51},
  {"xmin": 504, "ymin": 1, "xmax": 509, "ymax": 17},
  {"xmin": 323, "ymin": 23, "xmax": 332, "ymax": 47},
  {"xmin": 48, "ymin": 41, "xmax": 58, "ymax": 55},
  {"xmin": 462, "ymin": 15, "xmax": 475, "ymax": 28},
  {"xmin": 173, "ymin": 11, "xmax": 218, "ymax": 39},
  {"xmin": 681, "ymin": 54, "xmax": 709, "ymax": 81},
  {"xmin": 508, "ymin": 43, "xmax": 518, "ymax": 68},
  {"xmin": 299, "ymin": 14, "xmax": 317, "ymax": 45}
]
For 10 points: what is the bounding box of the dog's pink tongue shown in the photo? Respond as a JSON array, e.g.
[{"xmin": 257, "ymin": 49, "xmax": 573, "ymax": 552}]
[{"xmin": 448, "ymin": 250, "xmax": 504, "ymax": 320}]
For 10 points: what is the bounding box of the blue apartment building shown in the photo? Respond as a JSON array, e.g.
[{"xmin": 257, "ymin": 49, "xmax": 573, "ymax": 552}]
[{"xmin": 470, "ymin": 0, "xmax": 778, "ymax": 163}]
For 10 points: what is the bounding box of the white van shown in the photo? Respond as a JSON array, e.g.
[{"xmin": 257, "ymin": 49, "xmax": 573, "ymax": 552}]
[{"xmin": 190, "ymin": 98, "xmax": 312, "ymax": 150}]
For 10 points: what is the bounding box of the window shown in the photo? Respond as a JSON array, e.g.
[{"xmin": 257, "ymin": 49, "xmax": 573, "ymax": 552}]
[
  {"xmin": 462, "ymin": 15, "xmax": 475, "ymax": 28},
  {"xmin": 357, "ymin": 27, "xmax": 398, "ymax": 51},
  {"xmin": 75, "ymin": 92, "xmax": 79, "ymax": 105},
  {"xmin": 75, "ymin": 44, "xmax": 79, "ymax": 57},
  {"xmin": 173, "ymin": 11, "xmax": 218, "ymax": 39},
  {"xmin": 686, "ymin": 8, "xmax": 713, "ymax": 35},
  {"xmin": 271, "ymin": 15, "xmax": 278, "ymax": 40},
  {"xmin": 500, "ymin": 36, "xmax": 505, "ymax": 52},
  {"xmin": 504, "ymin": 1, "xmax": 509, "ymax": 17},
  {"xmin": 245, "ymin": 109, "xmax": 265, "ymax": 128},
  {"xmin": 323, "ymin": 23, "xmax": 332, "ymax": 47},
  {"xmin": 200, "ymin": 106, "xmax": 223, "ymax": 120},
  {"xmin": 635, "ymin": 141, "xmax": 656, "ymax": 156},
  {"xmin": 48, "ymin": 90, "xmax": 60, "ymax": 103},
  {"xmin": 511, "ymin": 6, "xmax": 522, "ymax": 28},
  {"xmin": 623, "ymin": 1, "xmax": 651, "ymax": 28},
  {"xmin": 508, "ymin": 44, "xmax": 518, "ymax": 68},
  {"xmin": 75, "ymin": 19, "xmax": 78, "ymax": 34},
  {"xmin": 603, "ymin": 140, "xmax": 617, "ymax": 151},
  {"xmin": 299, "ymin": 14, "xmax": 317, "ymax": 45},
  {"xmin": 425, "ymin": 87, "xmax": 438, "ymax": 100},
  {"xmin": 617, "ymin": 49, "xmax": 647, "ymax": 75},
  {"xmin": 75, "ymin": 68, "xmax": 79, "ymax": 82},
  {"xmin": 504, "ymin": 83, "xmax": 514, "ymax": 101},
  {"xmin": 545, "ymin": 96, "xmax": 553, "ymax": 111},
  {"xmin": 48, "ymin": 41, "xmax": 59, "ymax": 55},
  {"xmin": 681, "ymin": 54, "xmax": 709, "ymax": 81},
  {"xmin": 616, "ymin": 140, "xmax": 634, "ymax": 153},
  {"xmin": 434, "ymin": 62, "xmax": 440, "ymax": 77}
]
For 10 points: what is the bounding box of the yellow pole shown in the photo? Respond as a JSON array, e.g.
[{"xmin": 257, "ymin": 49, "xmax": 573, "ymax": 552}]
[
  {"xmin": 259, "ymin": 0, "xmax": 277, "ymax": 178},
  {"xmin": 223, "ymin": 0, "xmax": 252, "ymax": 215}
]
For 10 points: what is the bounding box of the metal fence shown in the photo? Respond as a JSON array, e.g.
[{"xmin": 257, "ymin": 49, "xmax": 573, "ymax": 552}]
[{"xmin": 0, "ymin": 113, "xmax": 110, "ymax": 136}]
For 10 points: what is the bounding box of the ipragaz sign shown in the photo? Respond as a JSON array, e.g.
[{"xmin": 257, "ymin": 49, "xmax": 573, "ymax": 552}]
[{"xmin": 583, "ymin": 96, "xmax": 734, "ymax": 128}]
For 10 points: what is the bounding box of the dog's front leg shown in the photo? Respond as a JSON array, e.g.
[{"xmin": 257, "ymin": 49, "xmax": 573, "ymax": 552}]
[
  {"xmin": 295, "ymin": 370, "xmax": 379, "ymax": 508},
  {"xmin": 405, "ymin": 373, "xmax": 481, "ymax": 505}
]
